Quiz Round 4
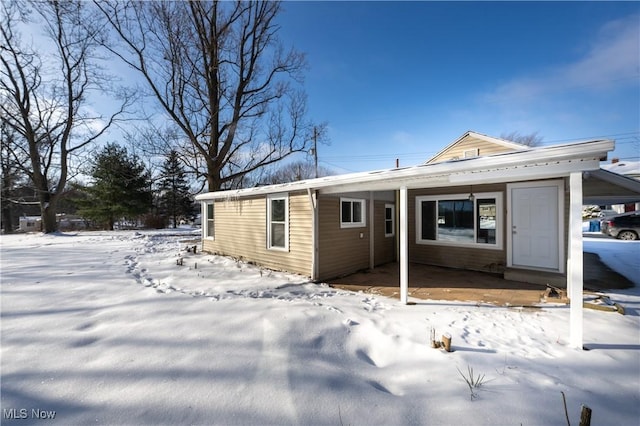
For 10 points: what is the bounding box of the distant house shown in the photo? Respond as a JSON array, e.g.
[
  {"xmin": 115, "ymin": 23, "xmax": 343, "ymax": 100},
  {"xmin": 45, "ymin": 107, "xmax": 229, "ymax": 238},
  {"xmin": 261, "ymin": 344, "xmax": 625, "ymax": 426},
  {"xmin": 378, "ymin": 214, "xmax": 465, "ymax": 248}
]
[
  {"xmin": 17, "ymin": 214, "xmax": 87, "ymax": 233},
  {"xmin": 18, "ymin": 216, "xmax": 41, "ymax": 232},
  {"xmin": 599, "ymin": 159, "xmax": 640, "ymax": 212},
  {"xmin": 196, "ymin": 131, "xmax": 640, "ymax": 348}
]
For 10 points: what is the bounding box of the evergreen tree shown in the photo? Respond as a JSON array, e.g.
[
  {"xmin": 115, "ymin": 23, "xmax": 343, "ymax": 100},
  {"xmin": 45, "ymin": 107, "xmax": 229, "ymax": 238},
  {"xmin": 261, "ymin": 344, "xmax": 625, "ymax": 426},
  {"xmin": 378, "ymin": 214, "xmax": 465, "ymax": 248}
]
[
  {"xmin": 76, "ymin": 144, "xmax": 152, "ymax": 230},
  {"xmin": 158, "ymin": 150, "xmax": 194, "ymax": 228},
  {"xmin": 1, "ymin": 121, "xmax": 25, "ymax": 233}
]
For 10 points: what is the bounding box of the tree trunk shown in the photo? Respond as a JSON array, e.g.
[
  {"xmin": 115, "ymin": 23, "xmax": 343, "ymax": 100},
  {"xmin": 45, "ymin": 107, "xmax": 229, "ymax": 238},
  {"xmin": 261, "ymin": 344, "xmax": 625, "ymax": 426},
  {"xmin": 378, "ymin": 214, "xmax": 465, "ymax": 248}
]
[
  {"xmin": 2, "ymin": 206, "xmax": 14, "ymax": 234},
  {"xmin": 40, "ymin": 203, "xmax": 58, "ymax": 233}
]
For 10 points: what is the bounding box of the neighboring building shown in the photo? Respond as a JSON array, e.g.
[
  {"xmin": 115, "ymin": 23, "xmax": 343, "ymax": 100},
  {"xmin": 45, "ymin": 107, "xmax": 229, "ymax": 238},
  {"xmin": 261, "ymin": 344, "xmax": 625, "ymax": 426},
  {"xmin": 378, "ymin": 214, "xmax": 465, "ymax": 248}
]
[
  {"xmin": 196, "ymin": 132, "xmax": 640, "ymax": 348},
  {"xmin": 17, "ymin": 214, "xmax": 87, "ymax": 233},
  {"xmin": 18, "ymin": 216, "xmax": 42, "ymax": 232},
  {"xmin": 599, "ymin": 159, "xmax": 640, "ymax": 212}
]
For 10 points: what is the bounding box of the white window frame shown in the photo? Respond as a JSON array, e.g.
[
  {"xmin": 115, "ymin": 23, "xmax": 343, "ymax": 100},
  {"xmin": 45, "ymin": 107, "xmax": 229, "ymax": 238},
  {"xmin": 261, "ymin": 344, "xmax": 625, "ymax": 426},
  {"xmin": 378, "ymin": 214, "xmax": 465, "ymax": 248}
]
[
  {"xmin": 267, "ymin": 193, "xmax": 289, "ymax": 251},
  {"xmin": 415, "ymin": 192, "xmax": 503, "ymax": 250},
  {"xmin": 202, "ymin": 201, "xmax": 215, "ymax": 240},
  {"xmin": 340, "ymin": 197, "xmax": 366, "ymax": 228},
  {"xmin": 385, "ymin": 204, "xmax": 395, "ymax": 237}
]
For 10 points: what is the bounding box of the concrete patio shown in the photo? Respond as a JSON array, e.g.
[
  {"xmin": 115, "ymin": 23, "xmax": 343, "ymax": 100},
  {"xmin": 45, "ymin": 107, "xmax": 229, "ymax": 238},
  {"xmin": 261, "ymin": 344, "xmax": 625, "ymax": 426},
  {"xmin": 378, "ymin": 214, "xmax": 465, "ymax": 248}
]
[{"xmin": 329, "ymin": 252, "xmax": 633, "ymax": 307}]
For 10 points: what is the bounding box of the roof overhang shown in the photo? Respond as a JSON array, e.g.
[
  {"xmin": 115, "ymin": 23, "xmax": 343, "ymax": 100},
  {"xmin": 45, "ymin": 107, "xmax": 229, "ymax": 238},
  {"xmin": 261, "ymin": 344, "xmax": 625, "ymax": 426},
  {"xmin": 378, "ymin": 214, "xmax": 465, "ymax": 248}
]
[
  {"xmin": 196, "ymin": 139, "xmax": 614, "ymax": 201},
  {"xmin": 583, "ymin": 168, "xmax": 640, "ymax": 205}
]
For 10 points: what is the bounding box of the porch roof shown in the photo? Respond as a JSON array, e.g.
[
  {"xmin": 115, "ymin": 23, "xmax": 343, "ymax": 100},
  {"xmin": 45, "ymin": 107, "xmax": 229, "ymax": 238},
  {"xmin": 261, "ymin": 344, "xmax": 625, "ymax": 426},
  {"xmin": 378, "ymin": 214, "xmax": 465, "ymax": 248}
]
[
  {"xmin": 196, "ymin": 139, "xmax": 614, "ymax": 201},
  {"xmin": 583, "ymin": 169, "xmax": 640, "ymax": 205}
]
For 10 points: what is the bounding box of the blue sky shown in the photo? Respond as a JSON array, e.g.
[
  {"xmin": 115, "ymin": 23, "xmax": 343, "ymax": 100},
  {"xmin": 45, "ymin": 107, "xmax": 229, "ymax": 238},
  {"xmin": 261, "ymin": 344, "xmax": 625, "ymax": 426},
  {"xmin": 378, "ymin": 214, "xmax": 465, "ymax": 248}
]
[{"xmin": 276, "ymin": 1, "xmax": 640, "ymax": 172}]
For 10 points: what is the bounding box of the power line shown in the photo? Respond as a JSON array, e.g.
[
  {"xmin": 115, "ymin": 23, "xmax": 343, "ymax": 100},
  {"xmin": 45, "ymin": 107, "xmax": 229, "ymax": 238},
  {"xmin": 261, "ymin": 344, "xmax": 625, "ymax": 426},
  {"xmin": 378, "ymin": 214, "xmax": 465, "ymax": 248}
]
[{"xmin": 318, "ymin": 131, "xmax": 639, "ymax": 164}]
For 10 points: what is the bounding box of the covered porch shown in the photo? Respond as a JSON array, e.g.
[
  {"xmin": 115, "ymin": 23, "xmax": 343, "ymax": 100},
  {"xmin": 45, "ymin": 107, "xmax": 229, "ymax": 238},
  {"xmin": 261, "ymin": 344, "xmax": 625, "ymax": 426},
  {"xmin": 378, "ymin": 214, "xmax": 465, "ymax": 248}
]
[
  {"xmin": 314, "ymin": 140, "xmax": 620, "ymax": 349},
  {"xmin": 329, "ymin": 250, "xmax": 633, "ymax": 307}
]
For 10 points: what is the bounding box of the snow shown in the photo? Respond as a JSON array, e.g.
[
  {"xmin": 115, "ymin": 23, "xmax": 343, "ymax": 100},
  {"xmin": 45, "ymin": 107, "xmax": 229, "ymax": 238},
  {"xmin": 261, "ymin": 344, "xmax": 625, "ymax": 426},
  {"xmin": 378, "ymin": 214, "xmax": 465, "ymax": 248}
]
[{"xmin": 1, "ymin": 229, "xmax": 639, "ymax": 425}]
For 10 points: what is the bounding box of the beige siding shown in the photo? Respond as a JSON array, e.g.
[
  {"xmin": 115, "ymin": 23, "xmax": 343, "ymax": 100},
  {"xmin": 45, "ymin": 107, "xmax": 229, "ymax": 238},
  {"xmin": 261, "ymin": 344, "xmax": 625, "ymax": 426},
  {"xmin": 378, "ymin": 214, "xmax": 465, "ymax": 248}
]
[
  {"xmin": 429, "ymin": 136, "xmax": 519, "ymax": 163},
  {"xmin": 318, "ymin": 196, "xmax": 370, "ymax": 279},
  {"xmin": 408, "ymin": 185, "xmax": 507, "ymax": 272},
  {"xmin": 374, "ymin": 200, "xmax": 395, "ymax": 265},
  {"xmin": 202, "ymin": 191, "xmax": 313, "ymax": 276}
]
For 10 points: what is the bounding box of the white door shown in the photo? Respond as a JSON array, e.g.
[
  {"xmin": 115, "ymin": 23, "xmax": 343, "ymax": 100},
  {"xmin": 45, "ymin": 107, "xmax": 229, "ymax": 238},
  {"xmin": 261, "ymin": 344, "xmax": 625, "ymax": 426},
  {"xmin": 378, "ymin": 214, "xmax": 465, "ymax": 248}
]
[{"xmin": 511, "ymin": 185, "xmax": 560, "ymax": 270}]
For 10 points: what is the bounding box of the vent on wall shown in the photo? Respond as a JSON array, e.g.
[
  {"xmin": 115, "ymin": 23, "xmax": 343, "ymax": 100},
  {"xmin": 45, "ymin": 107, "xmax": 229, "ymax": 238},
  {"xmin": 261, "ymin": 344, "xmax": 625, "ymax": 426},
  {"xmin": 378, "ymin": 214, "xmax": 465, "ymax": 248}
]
[{"xmin": 463, "ymin": 148, "xmax": 479, "ymax": 158}]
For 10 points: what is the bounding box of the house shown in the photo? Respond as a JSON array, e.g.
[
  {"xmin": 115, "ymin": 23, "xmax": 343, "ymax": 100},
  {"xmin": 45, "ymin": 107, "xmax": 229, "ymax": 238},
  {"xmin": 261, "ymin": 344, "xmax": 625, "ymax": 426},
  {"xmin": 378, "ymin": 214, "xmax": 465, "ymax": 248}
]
[
  {"xmin": 598, "ymin": 159, "xmax": 640, "ymax": 212},
  {"xmin": 18, "ymin": 216, "xmax": 41, "ymax": 232},
  {"xmin": 17, "ymin": 213, "xmax": 87, "ymax": 233},
  {"xmin": 196, "ymin": 132, "xmax": 640, "ymax": 348}
]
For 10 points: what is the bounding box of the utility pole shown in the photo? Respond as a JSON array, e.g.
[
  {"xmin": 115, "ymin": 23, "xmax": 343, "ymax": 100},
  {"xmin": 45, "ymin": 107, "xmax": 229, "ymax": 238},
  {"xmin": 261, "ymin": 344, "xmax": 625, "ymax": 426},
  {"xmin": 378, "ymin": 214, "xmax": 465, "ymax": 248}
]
[{"xmin": 313, "ymin": 126, "xmax": 318, "ymax": 178}]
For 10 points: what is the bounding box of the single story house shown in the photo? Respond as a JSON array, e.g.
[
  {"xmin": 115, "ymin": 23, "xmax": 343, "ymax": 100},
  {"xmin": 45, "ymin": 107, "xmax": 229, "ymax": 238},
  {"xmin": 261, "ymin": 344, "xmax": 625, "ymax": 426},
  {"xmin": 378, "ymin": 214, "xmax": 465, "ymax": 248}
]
[
  {"xmin": 18, "ymin": 216, "xmax": 42, "ymax": 233},
  {"xmin": 196, "ymin": 131, "xmax": 640, "ymax": 348}
]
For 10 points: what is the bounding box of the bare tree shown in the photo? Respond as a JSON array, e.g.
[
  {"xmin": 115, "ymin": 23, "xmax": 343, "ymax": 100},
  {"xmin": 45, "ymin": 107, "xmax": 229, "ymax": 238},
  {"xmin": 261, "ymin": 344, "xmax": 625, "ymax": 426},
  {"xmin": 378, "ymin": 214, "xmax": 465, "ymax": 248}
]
[
  {"xmin": 95, "ymin": 0, "xmax": 315, "ymax": 192},
  {"xmin": 257, "ymin": 160, "xmax": 334, "ymax": 186},
  {"xmin": 0, "ymin": 0, "xmax": 132, "ymax": 233},
  {"xmin": 500, "ymin": 131, "xmax": 543, "ymax": 147}
]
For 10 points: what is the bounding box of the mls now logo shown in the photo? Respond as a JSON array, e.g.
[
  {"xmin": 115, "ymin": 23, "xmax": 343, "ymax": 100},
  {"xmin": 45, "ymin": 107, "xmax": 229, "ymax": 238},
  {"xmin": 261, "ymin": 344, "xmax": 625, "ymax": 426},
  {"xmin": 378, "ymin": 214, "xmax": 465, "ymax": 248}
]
[{"xmin": 3, "ymin": 408, "xmax": 57, "ymax": 420}]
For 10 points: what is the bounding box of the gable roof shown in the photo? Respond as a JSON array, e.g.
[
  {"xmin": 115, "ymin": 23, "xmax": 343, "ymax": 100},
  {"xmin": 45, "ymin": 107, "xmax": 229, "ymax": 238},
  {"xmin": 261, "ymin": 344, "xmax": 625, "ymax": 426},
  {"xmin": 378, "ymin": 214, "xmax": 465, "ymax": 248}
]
[
  {"xmin": 425, "ymin": 131, "xmax": 530, "ymax": 164},
  {"xmin": 196, "ymin": 139, "xmax": 614, "ymax": 201}
]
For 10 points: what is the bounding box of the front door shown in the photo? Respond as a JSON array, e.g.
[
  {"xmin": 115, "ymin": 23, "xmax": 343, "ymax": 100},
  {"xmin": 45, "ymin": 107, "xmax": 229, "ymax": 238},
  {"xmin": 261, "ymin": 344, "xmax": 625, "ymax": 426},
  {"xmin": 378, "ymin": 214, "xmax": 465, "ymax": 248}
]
[{"xmin": 510, "ymin": 183, "xmax": 560, "ymax": 270}]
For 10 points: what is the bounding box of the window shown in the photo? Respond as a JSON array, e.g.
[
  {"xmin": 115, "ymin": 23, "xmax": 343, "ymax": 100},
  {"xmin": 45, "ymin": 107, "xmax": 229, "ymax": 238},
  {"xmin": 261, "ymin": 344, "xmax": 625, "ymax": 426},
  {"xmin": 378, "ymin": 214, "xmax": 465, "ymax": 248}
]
[
  {"xmin": 477, "ymin": 198, "xmax": 497, "ymax": 244},
  {"xmin": 385, "ymin": 204, "xmax": 395, "ymax": 237},
  {"xmin": 203, "ymin": 202, "xmax": 214, "ymax": 239},
  {"xmin": 340, "ymin": 198, "xmax": 366, "ymax": 228},
  {"xmin": 267, "ymin": 193, "xmax": 288, "ymax": 250},
  {"xmin": 416, "ymin": 192, "xmax": 502, "ymax": 249}
]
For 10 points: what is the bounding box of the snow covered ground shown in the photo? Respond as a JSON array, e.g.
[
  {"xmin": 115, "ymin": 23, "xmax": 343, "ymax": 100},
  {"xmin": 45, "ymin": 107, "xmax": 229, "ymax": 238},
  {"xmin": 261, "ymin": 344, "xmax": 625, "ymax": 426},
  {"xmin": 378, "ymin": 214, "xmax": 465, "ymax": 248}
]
[{"xmin": 1, "ymin": 228, "xmax": 639, "ymax": 425}]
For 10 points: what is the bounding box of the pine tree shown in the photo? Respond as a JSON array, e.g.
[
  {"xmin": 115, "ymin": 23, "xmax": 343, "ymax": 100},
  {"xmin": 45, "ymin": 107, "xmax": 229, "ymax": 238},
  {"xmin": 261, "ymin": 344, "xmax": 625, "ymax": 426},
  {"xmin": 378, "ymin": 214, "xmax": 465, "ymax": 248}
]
[
  {"xmin": 158, "ymin": 150, "xmax": 194, "ymax": 229},
  {"xmin": 1, "ymin": 122, "xmax": 25, "ymax": 233},
  {"xmin": 76, "ymin": 144, "xmax": 152, "ymax": 230}
]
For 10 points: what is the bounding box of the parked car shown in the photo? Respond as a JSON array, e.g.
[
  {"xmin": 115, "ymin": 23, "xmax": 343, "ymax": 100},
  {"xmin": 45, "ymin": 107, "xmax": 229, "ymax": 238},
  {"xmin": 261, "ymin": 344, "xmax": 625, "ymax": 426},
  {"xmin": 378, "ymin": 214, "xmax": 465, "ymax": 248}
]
[
  {"xmin": 601, "ymin": 211, "xmax": 640, "ymax": 240},
  {"xmin": 597, "ymin": 209, "xmax": 619, "ymax": 218}
]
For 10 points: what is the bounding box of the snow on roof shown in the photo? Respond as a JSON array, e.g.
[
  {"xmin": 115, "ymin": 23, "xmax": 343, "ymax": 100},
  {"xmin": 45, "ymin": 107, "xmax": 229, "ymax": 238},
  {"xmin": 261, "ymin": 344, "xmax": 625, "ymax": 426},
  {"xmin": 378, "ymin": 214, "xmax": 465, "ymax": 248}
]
[
  {"xmin": 196, "ymin": 138, "xmax": 614, "ymax": 201},
  {"xmin": 601, "ymin": 160, "xmax": 640, "ymax": 176}
]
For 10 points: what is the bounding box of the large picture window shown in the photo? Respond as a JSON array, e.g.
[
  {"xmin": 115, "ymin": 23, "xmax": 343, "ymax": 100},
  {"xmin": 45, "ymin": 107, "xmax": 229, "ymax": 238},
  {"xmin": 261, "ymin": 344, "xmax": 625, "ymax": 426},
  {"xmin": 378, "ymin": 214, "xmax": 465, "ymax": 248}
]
[
  {"xmin": 340, "ymin": 198, "xmax": 366, "ymax": 228},
  {"xmin": 267, "ymin": 193, "xmax": 288, "ymax": 251},
  {"xmin": 416, "ymin": 192, "xmax": 502, "ymax": 249}
]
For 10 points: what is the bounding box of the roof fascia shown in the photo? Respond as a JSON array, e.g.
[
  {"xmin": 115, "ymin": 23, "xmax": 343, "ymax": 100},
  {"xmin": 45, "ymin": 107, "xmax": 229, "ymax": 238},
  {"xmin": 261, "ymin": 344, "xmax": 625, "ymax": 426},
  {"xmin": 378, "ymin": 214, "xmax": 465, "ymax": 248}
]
[
  {"xmin": 195, "ymin": 139, "xmax": 614, "ymax": 200},
  {"xmin": 466, "ymin": 131, "xmax": 530, "ymax": 150},
  {"xmin": 424, "ymin": 131, "xmax": 529, "ymax": 164}
]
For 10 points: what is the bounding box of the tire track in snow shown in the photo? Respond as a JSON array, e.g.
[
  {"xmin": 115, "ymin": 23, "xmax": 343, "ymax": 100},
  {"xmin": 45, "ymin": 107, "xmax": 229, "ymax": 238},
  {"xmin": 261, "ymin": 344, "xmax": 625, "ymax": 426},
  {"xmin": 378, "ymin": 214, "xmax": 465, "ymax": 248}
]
[{"xmin": 251, "ymin": 318, "xmax": 299, "ymax": 424}]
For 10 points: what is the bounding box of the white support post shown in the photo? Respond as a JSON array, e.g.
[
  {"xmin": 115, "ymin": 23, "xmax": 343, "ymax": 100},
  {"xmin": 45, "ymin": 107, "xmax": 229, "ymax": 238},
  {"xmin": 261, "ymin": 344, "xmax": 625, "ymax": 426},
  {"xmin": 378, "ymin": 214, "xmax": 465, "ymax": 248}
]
[
  {"xmin": 369, "ymin": 191, "xmax": 375, "ymax": 270},
  {"xmin": 568, "ymin": 172, "xmax": 584, "ymax": 349},
  {"xmin": 399, "ymin": 186, "xmax": 408, "ymax": 304},
  {"xmin": 307, "ymin": 189, "xmax": 318, "ymax": 281}
]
